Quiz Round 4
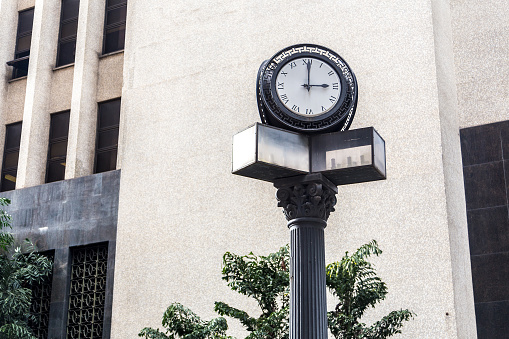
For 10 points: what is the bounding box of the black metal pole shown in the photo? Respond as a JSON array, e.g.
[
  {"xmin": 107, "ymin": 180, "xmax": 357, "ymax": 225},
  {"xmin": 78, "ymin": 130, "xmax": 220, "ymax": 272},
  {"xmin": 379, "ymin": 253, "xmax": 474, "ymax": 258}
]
[{"xmin": 274, "ymin": 173, "xmax": 338, "ymax": 339}]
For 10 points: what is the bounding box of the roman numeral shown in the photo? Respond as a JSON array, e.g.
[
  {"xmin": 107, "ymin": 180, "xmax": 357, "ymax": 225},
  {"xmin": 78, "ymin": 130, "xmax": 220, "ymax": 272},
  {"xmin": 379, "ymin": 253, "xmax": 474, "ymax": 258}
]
[
  {"xmin": 280, "ymin": 94, "xmax": 289, "ymax": 104},
  {"xmin": 329, "ymin": 96, "xmax": 337, "ymax": 103},
  {"xmin": 322, "ymin": 106, "xmax": 326, "ymax": 111},
  {"xmin": 306, "ymin": 108, "xmax": 313, "ymax": 115},
  {"xmin": 302, "ymin": 59, "xmax": 312, "ymax": 66},
  {"xmin": 292, "ymin": 105, "xmax": 300, "ymax": 112},
  {"xmin": 332, "ymin": 83, "xmax": 339, "ymax": 90},
  {"xmin": 319, "ymin": 63, "xmax": 323, "ymax": 68},
  {"xmin": 280, "ymin": 71, "xmax": 288, "ymax": 77},
  {"xmin": 328, "ymin": 71, "xmax": 334, "ymax": 76},
  {"xmin": 277, "ymin": 82, "xmax": 284, "ymax": 90},
  {"xmin": 290, "ymin": 62, "xmax": 297, "ymax": 69}
]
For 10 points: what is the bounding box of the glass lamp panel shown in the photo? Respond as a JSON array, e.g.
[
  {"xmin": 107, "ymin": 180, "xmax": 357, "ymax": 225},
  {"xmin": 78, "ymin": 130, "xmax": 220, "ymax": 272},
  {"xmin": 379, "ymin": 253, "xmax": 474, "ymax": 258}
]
[
  {"xmin": 257, "ymin": 124, "xmax": 309, "ymax": 172},
  {"xmin": 325, "ymin": 145, "xmax": 372, "ymax": 170},
  {"xmin": 373, "ymin": 131, "xmax": 386, "ymax": 176},
  {"xmin": 232, "ymin": 125, "xmax": 256, "ymax": 172}
]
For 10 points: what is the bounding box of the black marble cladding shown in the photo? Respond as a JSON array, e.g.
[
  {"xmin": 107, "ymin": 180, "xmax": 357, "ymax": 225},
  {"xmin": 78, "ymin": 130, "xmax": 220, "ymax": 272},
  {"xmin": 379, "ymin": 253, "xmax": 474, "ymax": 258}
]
[
  {"xmin": 2, "ymin": 170, "xmax": 120, "ymax": 339},
  {"xmin": 461, "ymin": 121, "xmax": 509, "ymax": 339}
]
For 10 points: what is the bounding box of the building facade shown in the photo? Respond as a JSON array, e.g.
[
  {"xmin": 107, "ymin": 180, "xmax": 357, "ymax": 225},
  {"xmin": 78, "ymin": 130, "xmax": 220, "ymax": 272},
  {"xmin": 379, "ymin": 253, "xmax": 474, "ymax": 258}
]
[{"xmin": 0, "ymin": 0, "xmax": 508, "ymax": 338}]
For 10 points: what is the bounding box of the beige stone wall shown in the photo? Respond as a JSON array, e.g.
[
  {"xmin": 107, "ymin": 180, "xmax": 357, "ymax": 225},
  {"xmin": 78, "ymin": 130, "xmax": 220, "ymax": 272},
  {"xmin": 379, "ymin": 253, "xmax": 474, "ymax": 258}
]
[
  {"xmin": 1, "ymin": 0, "xmax": 124, "ymax": 187},
  {"xmin": 112, "ymin": 0, "xmax": 476, "ymax": 338},
  {"xmin": 451, "ymin": 0, "xmax": 509, "ymax": 128}
]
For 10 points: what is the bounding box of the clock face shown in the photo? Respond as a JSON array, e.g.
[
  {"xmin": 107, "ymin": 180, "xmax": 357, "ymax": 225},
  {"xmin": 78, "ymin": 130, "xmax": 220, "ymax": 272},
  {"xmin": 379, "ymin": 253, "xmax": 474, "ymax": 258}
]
[
  {"xmin": 257, "ymin": 44, "xmax": 358, "ymax": 134},
  {"xmin": 275, "ymin": 57, "xmax": 341, "ymax": 117}
]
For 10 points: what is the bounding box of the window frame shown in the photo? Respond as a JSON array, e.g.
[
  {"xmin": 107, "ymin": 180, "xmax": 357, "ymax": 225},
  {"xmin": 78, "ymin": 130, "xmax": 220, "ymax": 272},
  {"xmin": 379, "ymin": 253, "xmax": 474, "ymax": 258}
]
[
  {"xmin": 94, "ymin": 98, "xmax": 120, "ymax": 174},
  {"xmin": 102, "ymin": 0, "xmax": 127, "ymax": 55},
  {"xmin": 1, "ymin": 121, "xmax": 23, "ymax": 192},
  {"xmin": 45, "ymin": 111, "xmax": 70, "ymax": 183},
  {"xmin": 7, "ymin": 7, "xmax": 35, "ymax": 79},
  {"xmin": 56, "ymin": 0, "xmax": 80, "ymax": 67}
]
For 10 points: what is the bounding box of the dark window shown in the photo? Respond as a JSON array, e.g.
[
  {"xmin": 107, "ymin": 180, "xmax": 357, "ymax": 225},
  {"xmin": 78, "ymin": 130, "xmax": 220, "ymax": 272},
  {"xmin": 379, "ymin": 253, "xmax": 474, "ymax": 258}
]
[
  {"xmin": 56, "ymin": 0, "xmax": 80, "ymax": 67},
  {"xmin": 1, "ymin": 122, "xmax": 22, "ymax": 192},
  {"xmin": 28, "ymin": 251, "xmax": 54, "ymax": 339},
  {"xmin": 103, "ymin": 0, "xmax": 127, "ymax": 54},
  {"xmin": 95, "ymin": 99, "xmax": 120, "ymax": 173},
  {"xmin": 46, "ymin": 111, "xmax": 70, "ymax": 183},
  {"xmin": 67, "ymin": 243, "xmax": 108, "ymax": 339},
  {"xmin": 7, "ymin": 8, "xmax": 34, "ymax": 79}
]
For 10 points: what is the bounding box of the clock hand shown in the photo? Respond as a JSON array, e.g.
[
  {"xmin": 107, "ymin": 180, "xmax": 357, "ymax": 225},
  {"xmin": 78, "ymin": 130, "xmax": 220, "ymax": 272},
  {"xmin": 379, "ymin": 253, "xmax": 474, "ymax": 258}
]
[
  {"xmin": 309, "ymin": 84, "xmax": 329, "ymax": 88},
  {"xmin": 306, "ymin": 60, "xmax": 311, "ymax": 92}
]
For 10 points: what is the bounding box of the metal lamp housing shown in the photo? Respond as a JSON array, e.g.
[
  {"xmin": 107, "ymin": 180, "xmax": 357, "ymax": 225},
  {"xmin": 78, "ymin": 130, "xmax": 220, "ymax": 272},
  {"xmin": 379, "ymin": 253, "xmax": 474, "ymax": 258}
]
[{"xmin": 232, "ymin": 123, "xmax": 386, "ymax": 186}]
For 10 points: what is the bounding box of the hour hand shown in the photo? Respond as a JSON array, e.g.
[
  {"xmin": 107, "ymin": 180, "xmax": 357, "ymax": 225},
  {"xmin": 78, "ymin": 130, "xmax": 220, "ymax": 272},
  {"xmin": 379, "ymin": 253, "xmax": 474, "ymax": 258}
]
[{"xmin": 309, "ymin": 84, "xmax": 329, "ymax": 88}]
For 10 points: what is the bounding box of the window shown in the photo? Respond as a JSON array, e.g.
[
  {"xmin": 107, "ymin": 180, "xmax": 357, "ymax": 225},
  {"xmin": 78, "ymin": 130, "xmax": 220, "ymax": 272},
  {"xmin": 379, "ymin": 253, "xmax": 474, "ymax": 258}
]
[
  {"xmin": 56, "ymin": 0, "xmax": 80, "ymax": 67},
  {"xmin": 7, "ymin": 8, "xmax": 34, "ymax": 79},
  {"xmin": 95, "ymin": 99, "xmax": 120, "ymax": 173},
  {"xmin": 1, "ymin": 122, "xmax": 22, "ymax": 192},
  {"xmin": 46, "ymin": 111, "xmax": 70, "ymax": 183},
  {"xmin": 103, "ymin": 0, "xmax": 127, "ymax": 54},
  {"xmin": 28, "ymin": 251, "xmax": 54, "ymax": 339},
  {"xmin": 67, "ymin": 243, "xmax": 108, "ymax": 339}
]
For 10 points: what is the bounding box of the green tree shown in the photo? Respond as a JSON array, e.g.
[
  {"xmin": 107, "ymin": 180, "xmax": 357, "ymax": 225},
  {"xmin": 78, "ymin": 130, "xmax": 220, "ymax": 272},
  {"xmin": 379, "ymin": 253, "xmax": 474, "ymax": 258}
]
[
  {"xmin": 0, "ymin": 198, "xmax": 53, "ymax": 339},
  {"xmin": 138, "ymin": 303, "xmax": 231, "ymax": 339},
  {"xmin": 214, "ymin": 245, "xmax": 289, "ymax": 339},
  {"xmin": 140, "ymin": 242, "xmax": 413, "ymax": 339},
  {"xmin": 326, "ymin": 240, "xmax": 414, "ymax": 338}
]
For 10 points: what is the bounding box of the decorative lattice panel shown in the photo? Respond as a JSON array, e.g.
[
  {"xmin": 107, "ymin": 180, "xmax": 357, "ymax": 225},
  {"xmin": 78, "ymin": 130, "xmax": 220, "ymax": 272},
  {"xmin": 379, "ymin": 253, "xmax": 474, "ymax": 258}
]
[
  {"xmin": 29, "ymin": 252, "xmax": 54, "ymax": 339},
  {"xmin": 67, "ymin": 244, "xmax": 108, "ymax": 339}
]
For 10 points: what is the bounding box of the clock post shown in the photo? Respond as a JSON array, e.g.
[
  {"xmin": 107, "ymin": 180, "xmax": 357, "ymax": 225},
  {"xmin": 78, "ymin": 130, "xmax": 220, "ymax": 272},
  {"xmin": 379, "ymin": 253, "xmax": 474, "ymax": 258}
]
[
  {"xmin": 232, "ymin": 44, "xmax": 385, "ymax": 339},
  {"xmin": 274, "ymin": 173, "xmax": 337, "ymax": 339}
]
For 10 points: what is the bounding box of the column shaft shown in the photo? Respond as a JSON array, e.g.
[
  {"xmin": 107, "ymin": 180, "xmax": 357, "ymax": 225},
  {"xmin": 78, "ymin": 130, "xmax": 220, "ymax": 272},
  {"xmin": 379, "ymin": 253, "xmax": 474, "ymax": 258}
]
[
  {"xmin": 289, "ymin": 218, "xmax": 328, "ymax": 339},
  {"xmin": 0, "ymin": 0, "xmax": 18, "ymax": 172},
  {"xmin": 16, "ymin": 0, "xmax": 61, "ymax": 188},
  {"xmin": 65, "ymin": 0, "xmax": 106, "ymax": 179}
]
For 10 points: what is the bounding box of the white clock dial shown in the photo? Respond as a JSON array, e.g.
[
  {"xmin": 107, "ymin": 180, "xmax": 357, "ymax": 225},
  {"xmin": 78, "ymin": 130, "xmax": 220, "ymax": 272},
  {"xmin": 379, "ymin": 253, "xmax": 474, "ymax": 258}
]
[{"xmin": 275, "ymin": 57, "xmax": 341, "ymax": 117}]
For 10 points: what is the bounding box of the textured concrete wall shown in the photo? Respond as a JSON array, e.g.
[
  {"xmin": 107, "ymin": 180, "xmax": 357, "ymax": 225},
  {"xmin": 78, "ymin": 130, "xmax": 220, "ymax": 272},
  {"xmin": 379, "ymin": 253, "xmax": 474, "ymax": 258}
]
[
  {"xmin": 112, "ymin": 0, "xmax": 476, "ymax": 338},
  {"xmin": 3, "ymin": 170, "xmax": 120, "ymax": 339},
  {"xmin": 451, "ymin": 0, "xmax": 509, "ymax": 128}
]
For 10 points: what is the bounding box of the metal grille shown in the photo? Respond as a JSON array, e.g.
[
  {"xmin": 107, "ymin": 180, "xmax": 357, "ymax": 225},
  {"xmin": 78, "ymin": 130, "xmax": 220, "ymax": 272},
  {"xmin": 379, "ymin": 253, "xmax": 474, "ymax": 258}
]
[
  {"xmin": 67, "ymin": 244, "xmax": 108, "ymax": 339},
  {"xmin": 29, "ymin": 252, "xmax": 54, "ymax": 339}
]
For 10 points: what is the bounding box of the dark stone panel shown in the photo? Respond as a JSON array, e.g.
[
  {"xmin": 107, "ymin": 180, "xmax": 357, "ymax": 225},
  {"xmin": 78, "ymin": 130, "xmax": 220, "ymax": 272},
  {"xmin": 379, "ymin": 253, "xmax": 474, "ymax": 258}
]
[
  {"xmin": 505, "ymin": 160, "xmax": 509, "ymax": 202},
  {"xmin": 461, "ymin": 123, "xmax": 503, "ymax": 166},
  {"xmin": 500, "ymin": 121, "xmax": 509, "ymax": 161},
  {"xmin": 0, "ymin": 170, "xmax": 120, "ymax": 339},
  {"xmin": 475, "ymin": 300, "xmax": 509, "ymax": 339},
  {"xmin": 468, "ymin": 207, "xmax": 509, "ymax": 255},
  {"xmin": 463, "ymin": 162, "xmax": 507, "ymax": 210},
  {"xmin": 471, "ymin": 252, "xmax": 509, "ymax": 303}
]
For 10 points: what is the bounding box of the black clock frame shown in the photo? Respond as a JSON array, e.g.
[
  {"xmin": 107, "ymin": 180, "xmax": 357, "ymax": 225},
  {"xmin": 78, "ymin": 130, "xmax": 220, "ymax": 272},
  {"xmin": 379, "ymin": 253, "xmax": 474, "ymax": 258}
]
[{"xmin": 257, "ymin": 44, "xmax": 358, "ymax": 134}]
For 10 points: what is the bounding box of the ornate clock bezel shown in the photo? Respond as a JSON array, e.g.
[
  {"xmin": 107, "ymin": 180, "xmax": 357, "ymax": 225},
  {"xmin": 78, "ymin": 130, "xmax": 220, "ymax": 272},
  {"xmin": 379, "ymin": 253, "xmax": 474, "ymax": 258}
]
[{"xmin": 257, "ymin": 44, "xmax": 358, "ymax": 134}]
